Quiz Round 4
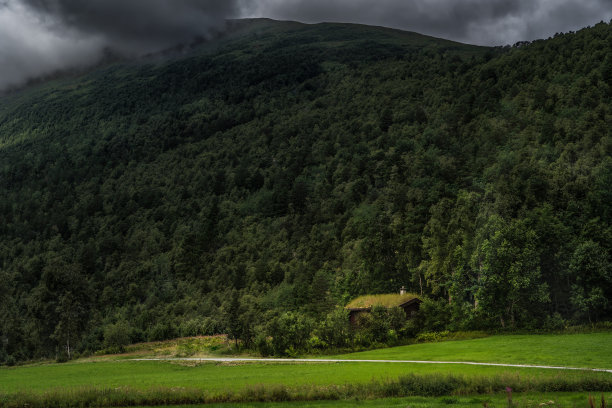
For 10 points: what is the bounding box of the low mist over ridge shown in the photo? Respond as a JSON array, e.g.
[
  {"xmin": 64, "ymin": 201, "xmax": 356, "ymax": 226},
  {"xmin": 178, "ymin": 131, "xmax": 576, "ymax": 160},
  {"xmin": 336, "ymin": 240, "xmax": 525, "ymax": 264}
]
[
  {"xmin": 0, "ymin": 0, "xmax": 240, "ymax": 90},
  {"xmin": 244, "ymin": 0, "xmax": 612, "ymax": 46},
  {"xmin": 1, "ymin": 0, "xmax": 611, "ymax": 90}
]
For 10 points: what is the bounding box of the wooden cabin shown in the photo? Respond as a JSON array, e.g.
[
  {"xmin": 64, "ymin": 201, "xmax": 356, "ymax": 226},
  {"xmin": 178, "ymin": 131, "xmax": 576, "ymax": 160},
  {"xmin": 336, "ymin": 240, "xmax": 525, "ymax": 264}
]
[{"xmin": 345, "ymin": 287, "xmax": 422, "ymax": 325}]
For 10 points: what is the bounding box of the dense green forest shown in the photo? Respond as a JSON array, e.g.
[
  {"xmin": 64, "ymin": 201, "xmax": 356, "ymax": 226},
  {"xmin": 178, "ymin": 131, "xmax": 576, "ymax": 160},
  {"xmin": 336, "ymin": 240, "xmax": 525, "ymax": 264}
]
[{"xmin": 0, "ymin": 19, "xmax": 610, "ymax": 363}]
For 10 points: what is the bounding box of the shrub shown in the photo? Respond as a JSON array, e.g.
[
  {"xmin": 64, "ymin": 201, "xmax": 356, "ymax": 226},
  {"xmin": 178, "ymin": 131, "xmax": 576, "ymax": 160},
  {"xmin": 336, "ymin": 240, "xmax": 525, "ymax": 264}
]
[
  {"xmin": 416, "ymin": 331, "xmax": 450, "ymax": 343},
  {"xmin": 307, "ymin": 334, "xmax": 327, "ymax": 350},
  {"xmin": 417, "ymin": 298, "xmax": 452, "ymax": 332},
  {"xmin": 147, "ymin": 322, "xmax": 176, "ymax": 342},
  {"xmin": 201, "ymin": 317, "xmax": 223, "ymax": 335},
  {"xmin": 103, "ymin": 321, "xmax": 132, "ymax": 351},
  {"xmin": 179, "ymin": 318, "xmax": 203, "ymax": 337},
  {"xmin": 367, "ymin": 306, "xmax": 392, "ymax": 342},
  {"xmin": 387, "ymin": 329, "xmax": 399, "ymax": 345},
  {"xmin": 255, "ymin": 333, "xmax": 273, "ymax": 357},
  {"xmin": 543, "ymin": 313, "xmax": 568, "ymax": 331},
  {"xmin": 316, "ymin": 308, "xmax": 352, "ymax": 348},
  {"xmin": 388, "ymin": 307, "xmax": 408, "ymax": 332},
  {"xmin": 267, "ymin": 312, "xmax": 313, "ymax": 356},
  {"xmin": 55, "ymin": 352, "xmax": 69, "ymax": 363}
]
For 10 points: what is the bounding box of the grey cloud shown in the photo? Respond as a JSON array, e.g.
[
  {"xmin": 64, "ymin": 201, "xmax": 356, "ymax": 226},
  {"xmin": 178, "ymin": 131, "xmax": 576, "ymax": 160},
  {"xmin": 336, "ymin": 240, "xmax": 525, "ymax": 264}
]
[
  {"xmin": 243, "ymin": 0, "xmax": 612, "ymax": 45},
  {"xmin": 0, "ymin": 0, "xmax": 239, "ymax": 90},
  {"xmin": 0, "ymin": 1, "xmax": 103, "ymax": 90},
  {"xmin": 1, "ymin": 0, "xmax": 611, "ymax": 91},
  {"xmin": 20, "ymin": 0, "xmax": 240, "ymax": 54}
]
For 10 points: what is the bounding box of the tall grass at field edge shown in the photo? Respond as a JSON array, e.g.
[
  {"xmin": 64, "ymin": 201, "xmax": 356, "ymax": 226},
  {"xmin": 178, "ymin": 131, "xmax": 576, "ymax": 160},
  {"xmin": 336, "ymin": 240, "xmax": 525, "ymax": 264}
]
[{"xmin": 2, "ymin": 372, "xmax": 612, "ymax": 408}]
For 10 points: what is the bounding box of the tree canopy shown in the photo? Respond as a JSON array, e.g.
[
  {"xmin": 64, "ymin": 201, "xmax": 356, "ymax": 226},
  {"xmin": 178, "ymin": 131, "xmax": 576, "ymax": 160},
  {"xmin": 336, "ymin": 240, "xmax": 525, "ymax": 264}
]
[{"xmin": 0, "ymin": 19, "xmax": 610, "ymax": 363}]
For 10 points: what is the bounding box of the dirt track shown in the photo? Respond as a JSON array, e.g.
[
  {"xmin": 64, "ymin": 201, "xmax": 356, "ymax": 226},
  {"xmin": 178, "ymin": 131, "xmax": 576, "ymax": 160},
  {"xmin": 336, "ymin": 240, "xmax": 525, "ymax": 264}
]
[{"xmin": 132, "ymin": 357, "xmax": 612, "ymax": 373}]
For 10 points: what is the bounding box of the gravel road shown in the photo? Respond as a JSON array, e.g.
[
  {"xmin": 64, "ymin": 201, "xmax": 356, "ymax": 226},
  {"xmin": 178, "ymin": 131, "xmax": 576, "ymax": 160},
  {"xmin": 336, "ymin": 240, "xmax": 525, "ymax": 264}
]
[{"xmin": 132, "ymin": 357, "xmax": 612, "ymax": 373}]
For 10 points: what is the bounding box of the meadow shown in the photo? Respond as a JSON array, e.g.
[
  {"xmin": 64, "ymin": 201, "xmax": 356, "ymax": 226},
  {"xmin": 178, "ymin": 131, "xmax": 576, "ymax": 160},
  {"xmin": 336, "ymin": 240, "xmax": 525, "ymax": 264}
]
[
  {"xmin": 338, "ymin": 332, "xmax": 612, "ymax": 369},
  {"xmin": 1, "ymin": 360, "xmax": 590, "ymax": 394},
  {"xmin": 2, "ymin": 333, "xmax": 612, "ymax": 394},
  {"xmin": 1, "ymin": 333, "xmax": 612, "ymax": 407}
]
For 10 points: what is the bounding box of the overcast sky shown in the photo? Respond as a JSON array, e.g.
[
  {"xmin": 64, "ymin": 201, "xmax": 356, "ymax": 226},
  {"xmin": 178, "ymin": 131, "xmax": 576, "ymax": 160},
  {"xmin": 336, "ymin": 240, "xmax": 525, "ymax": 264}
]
[
  {"xmin": 1, "ymin": 0, "xmax": 611, "ymax": 90},
  {"xmin": 244, "ymin": 0, "xmax": 612, "ymax": 46}
]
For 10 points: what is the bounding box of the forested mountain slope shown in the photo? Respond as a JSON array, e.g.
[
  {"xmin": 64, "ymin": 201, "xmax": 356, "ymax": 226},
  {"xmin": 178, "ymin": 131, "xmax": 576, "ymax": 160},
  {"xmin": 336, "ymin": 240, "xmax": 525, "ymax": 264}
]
[{"xmin": 0, "ymin": 19, "xmax": 610, "ymax": 363}]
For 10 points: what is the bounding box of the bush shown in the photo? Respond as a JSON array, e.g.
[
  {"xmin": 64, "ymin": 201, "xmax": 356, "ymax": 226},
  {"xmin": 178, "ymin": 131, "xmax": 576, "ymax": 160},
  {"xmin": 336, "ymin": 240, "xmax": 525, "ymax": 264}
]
[
  {"xmin": 178, "ymin": 319, "xmax": 202, "ymax": 337},
  {"xmin": 543, "ymin": 313, "xmax": 568, "ymax": 331},
  {"xmin": 367, "ymin": 306, "xmax": 392, "ymax": 342},
  {"xmin": 316, "ymin": 308, "xmax": 351, "ymax": 348},
  {"xmin": 403, "ymin": 318, "xmax": 420, "ymax": 338},
  {"xmin": 55, "ymin": 352, "xmax": 69, "ymax": 363},
  {"xmin": 267, "ymin": 312, "xmax": 313, "ymax": 356},
  {"xmin": 103, "ymin": 321, "xmax": 132, "ymax": 351},
  {"xmin": 353, "ymin": 306, "xmax": 410, "ymax": 345},
  {"xmin": 201, "ymin": 317, "xmax": 223, "ymax": 335},
  {"xmin": 417, "ymin": 298, "xmax": 452, "ymax": 332},
  {"xmin": 416, "ymin": 331, "xmax": 450, "ymax": 343},
  {"xmin": 5, "ymin": 354, "xmax": 16, "ymax": 367},
  {"xmin": 307, "ymin": 334, "xmax": 327, "ymax": 350},
  {"xmin": 353, "ymin": 331, "xmax": 373, "ymax": 348},
  {"xmin": 147, "ymin": 322, "xmax": 176, "ymax": 342},
  {"xmin": 255, "ymin": 333, "xmax": 273, "ymax": 357},
  {"xmin": 388, "ymin": 307, "xmax": 408, "ymax": 332},
  {"xmin": 387, "ymin": 329, "xmax": 399, "ymax": 345}
]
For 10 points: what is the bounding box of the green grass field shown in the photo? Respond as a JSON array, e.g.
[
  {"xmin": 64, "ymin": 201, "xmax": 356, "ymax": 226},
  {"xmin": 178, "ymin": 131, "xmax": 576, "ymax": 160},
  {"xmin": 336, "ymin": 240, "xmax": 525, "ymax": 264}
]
[
  {"xmin": 338, "ymin": 333, "xmax": 612, "ymax": 369},
  {"xmin": 2, "ymin": 360, "xmax": 588, "ymax": 394},
  {"xmin": 1, "ymin": 333, "xmax": 611, "ymax": 407}
]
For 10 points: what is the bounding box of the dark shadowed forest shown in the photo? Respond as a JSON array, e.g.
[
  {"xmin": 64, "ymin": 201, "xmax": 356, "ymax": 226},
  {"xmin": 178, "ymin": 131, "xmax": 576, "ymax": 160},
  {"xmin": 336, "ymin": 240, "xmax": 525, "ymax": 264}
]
[{"xmin": 0, "ymin": 19, "xmax": 610, "ymax": 363}]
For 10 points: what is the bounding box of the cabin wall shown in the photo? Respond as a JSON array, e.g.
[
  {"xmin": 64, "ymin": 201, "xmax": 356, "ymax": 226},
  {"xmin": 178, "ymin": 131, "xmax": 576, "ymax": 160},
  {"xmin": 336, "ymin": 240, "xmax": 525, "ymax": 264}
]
[{"xmin": 401, "ymin": 302, "xmax": 420, "ymax": 318}]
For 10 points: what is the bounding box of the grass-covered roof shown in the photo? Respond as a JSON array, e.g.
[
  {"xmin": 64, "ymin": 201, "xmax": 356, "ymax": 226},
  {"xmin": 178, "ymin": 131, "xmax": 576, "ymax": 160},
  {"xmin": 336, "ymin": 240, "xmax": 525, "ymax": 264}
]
[{"xmin": 345, "ymin": 293, "xmax": 420, "ymax": 309}]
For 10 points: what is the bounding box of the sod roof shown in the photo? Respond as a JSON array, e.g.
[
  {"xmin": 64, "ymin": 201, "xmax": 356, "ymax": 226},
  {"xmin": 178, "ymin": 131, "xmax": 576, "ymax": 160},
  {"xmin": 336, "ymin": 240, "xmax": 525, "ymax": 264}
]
[{"xmin": 345, "ymin": 293, "xmax": 420, "ymax": 309}]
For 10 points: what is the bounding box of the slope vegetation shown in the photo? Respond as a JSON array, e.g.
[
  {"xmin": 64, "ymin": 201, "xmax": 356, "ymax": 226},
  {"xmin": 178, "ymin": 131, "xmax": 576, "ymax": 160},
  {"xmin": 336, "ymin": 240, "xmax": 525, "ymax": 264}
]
[{"xmin": 0, "ymin": 19, "xmax": 610, "ymax": 363}]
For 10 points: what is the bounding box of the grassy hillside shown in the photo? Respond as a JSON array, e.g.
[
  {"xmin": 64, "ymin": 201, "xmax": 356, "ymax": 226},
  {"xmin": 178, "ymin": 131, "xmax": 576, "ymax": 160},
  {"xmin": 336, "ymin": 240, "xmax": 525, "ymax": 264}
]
[
  {"xmin": 0, "ymin": 19, "xmax": 610, "ymax": 363},
  {"xmin": 340, "ymin": 332, "xmax": 612, "ymax": 369},
  {"xmin": 2, "ymin": 360, "xmax": 610, "ymax": 394},
  {"xmin": 4, "ymin": 334, "xmax": 612, "ymax": 392}
]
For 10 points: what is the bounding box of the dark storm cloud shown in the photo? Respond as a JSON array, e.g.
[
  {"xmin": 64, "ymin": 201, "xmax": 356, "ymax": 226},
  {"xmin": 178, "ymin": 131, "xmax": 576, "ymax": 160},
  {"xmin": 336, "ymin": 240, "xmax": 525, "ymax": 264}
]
[
  {"xmin": 1, "ymin": 0, "xmax": 611, "ymax": 91},
  {"xmin": 244, "ymin": 0, "xmax": 612, "ymax": 46},
  {"xmin": 0, "ymin": 0, "xmax": 239, "ymax": 90},
  {"xmin": 0, "ymin": 1, "xmax": 102, "ymax": 90},
  {"xmin": 20, "ymin": 0, "xmax": 239, "ymax": 53}
]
